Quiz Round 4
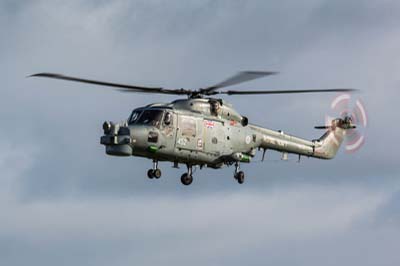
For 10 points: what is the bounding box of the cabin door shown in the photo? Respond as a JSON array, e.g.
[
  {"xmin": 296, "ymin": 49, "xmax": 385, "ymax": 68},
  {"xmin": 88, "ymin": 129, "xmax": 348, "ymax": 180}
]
[
  {"xmin": 202, "ymin": 119, "xmax": 225, "ymax": 156},
  {"xmin": 175, "ymin": 115, "xmax": 204, "ymax": 152}
]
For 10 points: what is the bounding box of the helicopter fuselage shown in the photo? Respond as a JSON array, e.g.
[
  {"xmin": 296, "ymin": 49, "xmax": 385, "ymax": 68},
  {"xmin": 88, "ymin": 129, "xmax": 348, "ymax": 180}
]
[{"xmin": 101, "ymin": 98, "xmax": 350, "ymax": 169}]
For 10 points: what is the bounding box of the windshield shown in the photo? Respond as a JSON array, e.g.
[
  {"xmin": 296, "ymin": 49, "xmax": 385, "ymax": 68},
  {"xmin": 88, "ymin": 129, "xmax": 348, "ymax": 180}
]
[
  {"xmin": 136, "ymin": 110, "xmax": 164, "ymax": 126},
  {"xmin": 128, "ymin": 110, "xmax": 142, "ymax": 125}
]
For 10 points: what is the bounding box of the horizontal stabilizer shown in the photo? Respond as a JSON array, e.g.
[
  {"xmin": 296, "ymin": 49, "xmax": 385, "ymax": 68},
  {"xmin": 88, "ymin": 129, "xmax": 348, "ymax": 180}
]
[{"xmin": 314, "ymin": 126, "xmax": 330, "ymax": 129}]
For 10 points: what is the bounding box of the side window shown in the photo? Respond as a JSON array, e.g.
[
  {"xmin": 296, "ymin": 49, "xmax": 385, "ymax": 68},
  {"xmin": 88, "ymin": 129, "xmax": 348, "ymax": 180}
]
[
  {"xmin": 164, "ymin": 112, "xmax": 173, "ymax": 126},
  {"xmin": 181, "ymin": 117, "xmax": 196, "ymax": 137}
]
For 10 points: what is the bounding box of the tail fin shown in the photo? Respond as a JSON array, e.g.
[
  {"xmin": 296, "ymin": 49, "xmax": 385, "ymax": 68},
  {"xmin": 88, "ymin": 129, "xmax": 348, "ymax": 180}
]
[{"xmin": 313, "ymin": 117, "xmax": 355, "ymax": 159}]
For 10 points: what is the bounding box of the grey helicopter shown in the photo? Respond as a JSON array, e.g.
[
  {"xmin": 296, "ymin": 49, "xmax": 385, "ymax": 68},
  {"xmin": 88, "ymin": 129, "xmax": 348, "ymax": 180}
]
[{"xmin": 30, "ymin": 71, "xmax": 357, "ymax": 185}]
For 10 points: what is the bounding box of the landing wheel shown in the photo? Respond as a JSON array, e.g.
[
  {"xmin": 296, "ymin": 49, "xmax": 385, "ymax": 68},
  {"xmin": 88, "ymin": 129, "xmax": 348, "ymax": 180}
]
[
  {"xmin": 181, "ymin": 173, "xmax": 193, "ymax": 186},
  {"xmin": 235, "ymin": 171, "xmax": 245, "ymax": 184},
  {"xmin": 147, "ymin": 169, "xmax": 154, "ymax": 179},
  {"xmin": 147, "ymin": 169, "xmax": 162, "ymax": 179},
  {"xmin": 153, "ymin": 169, "xmax": 162, "ymax": 179}
]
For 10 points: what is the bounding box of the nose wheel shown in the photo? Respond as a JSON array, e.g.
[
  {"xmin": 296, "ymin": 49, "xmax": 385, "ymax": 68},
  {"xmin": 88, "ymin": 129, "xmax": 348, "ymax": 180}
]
[
  {"xmin": 234, "ymin": 171, "xmax": 245, "ymax": 184},
  {"xmin": 180, "ymin": 164, "xmax": 194, "ymax": 186},
  {"xmin": 147, "ymin": 169, "xmax": 161, "ymax": 179},
  {"xmin": 147, "ymin": 160, "xmax": 162, "ymax": 179},
  {"xmin": 234, "ymin": 162, "xmax": 245, "ymax": 184}
]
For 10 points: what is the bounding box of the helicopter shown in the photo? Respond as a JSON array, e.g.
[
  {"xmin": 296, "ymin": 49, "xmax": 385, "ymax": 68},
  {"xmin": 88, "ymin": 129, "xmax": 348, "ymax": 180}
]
[{"xmin": 30, "ymin": 71, "xmax": 357, "ymax": 185}]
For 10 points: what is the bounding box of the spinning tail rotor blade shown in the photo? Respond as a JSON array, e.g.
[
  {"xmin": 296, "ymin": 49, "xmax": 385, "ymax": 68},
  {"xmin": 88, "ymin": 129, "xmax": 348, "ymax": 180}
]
[{"xmin": 317, "ymin": 93, "xmax": 367, "ymax": 153}]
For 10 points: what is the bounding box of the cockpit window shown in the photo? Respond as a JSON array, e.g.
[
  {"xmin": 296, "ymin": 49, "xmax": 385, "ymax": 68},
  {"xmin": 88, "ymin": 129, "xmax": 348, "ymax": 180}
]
[
  {"xmin": 136, "ymin": 110, "xmax": 164, "ymax": 127},
  {"xmin": 128, "ymin": 110, "xmax": 142, "ymax": 125}
]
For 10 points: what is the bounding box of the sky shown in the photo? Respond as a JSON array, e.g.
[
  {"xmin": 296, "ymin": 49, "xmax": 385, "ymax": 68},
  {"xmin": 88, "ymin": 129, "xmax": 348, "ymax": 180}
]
[{"xmin": 0, "ymin": 0, "xmax": 399, "ymax": 265}]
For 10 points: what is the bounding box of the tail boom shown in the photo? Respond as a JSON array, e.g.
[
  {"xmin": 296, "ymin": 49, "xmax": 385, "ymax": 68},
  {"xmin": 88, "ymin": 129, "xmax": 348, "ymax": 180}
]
[{"xmin": 251, "ymin": 118, "xmax": 352, "ymax": 160}]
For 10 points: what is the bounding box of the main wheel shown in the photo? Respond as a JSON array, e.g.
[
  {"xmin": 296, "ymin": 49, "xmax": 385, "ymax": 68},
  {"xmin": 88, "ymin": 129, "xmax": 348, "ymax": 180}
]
[
  {"xmin": 236, "ymin": 171, "xmax": 245, "ymax": 184},
  {"xmin": 181, "ymin": 173, "xmax": 193, "ymax": 186},
  {"xmin": 147, "ymin": 169, "xmax": 154, "ymax": 179},
  {"xmin": 153, "ymin": 169, "xmax": 162, "ymax": 179}
]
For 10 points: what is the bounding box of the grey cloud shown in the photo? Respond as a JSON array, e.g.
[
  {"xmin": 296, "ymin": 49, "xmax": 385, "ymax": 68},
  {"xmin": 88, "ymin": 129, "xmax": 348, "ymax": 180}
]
[
  {"xmin": 373, "ymin": 190, "xmax": 400, "ymax": 226},
  {"xmin": 308, "ymin": 1, "xmax": 400, "ymax": 32},
  {"xmin": 0, "ymin": 185, "xmax": 396, "ymax": 266},
  {"xmin": 0, "ymin": 0, "xmax": 397, "ymax": 198},
  {"xmin": 0, "ymin": 1, "xmax": 400, "ymax": 265},
  {"xmin": 0, "ymin": 0, "xmax": 398, "ymax": 197}
]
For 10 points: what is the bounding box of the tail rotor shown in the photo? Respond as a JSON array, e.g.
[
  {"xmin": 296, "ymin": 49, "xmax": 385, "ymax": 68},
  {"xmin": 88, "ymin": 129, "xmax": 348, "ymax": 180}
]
[{"xmin": 315, "ymin": 93, "xmax": 367, "ymax": 153}]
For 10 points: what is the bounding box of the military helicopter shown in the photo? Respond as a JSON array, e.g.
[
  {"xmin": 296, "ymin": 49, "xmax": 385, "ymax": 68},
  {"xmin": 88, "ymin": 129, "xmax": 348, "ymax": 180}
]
[{"xmin": 30, "ymin": 71, "xmax": 357, "ymax": 185}]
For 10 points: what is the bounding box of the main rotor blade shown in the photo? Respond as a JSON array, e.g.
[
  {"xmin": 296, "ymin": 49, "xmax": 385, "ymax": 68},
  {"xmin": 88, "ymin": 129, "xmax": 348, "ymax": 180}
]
[
  {"xmin": 219, "ymin": 88, "xmax": 357, "ymax": 95},
  {"xmin": 29, "ymin": 73, "xmax": 191, "ymax": 95},
  {"xmin": 201, "ymin": 71, "xmax": 278, "ymax": 94}
]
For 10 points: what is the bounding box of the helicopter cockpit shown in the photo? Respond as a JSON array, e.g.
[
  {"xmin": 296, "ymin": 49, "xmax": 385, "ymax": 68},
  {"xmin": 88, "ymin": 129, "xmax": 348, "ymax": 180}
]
[
  {"xmin": 128, "ymin": 108, "xmax": 173, "ymax": 128},
  {"xmin": 136, "ymin": 110, "xmax": 163, "ymax": 126},
  {"xmin": 129, "ymin": 109, "xmax": 163, "ymax": 126}
]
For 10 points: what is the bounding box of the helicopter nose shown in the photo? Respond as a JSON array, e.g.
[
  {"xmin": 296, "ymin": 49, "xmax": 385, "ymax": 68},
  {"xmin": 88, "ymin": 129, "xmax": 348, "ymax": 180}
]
[
  {"xmin": 126, "ymin": 127, "xmax": 151, "ymax": 150},
  {"xmin": 101, "ymin": 124, "xmax": 132, "ymax": 156}
]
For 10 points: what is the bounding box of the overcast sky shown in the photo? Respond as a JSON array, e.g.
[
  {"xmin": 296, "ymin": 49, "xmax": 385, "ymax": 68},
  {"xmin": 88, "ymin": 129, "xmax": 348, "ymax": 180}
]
[{"xmin": 1, "ymin": 1, "xmax": 399, "ymax": 265}]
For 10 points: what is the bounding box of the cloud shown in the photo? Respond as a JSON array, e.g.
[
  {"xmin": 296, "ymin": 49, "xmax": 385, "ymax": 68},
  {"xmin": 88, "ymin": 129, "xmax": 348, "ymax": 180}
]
[
  {"xmin": 1, "ymin": 1, "xmax": 400, "ymax": 265},
  {"xmin": 0, "ymin": 184, "xmax": 397, "ymax": 266},
  {"xmin": 0, "ymin": 0, "xmax": 397, "ymax": 197}
]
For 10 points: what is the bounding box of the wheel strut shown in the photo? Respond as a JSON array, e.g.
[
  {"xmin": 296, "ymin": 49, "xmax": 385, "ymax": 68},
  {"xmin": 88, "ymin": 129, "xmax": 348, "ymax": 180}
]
[
  {"xmin": 153, "ymin": 160, "xmax": 158, "ymax": 170},
  {"xmin": 187, "ymin": 164, "xmax": 193, "ymax": 176},
  {"xmin": 234, "ymin": 162, "xmax": 240, "ymax": 176}
]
